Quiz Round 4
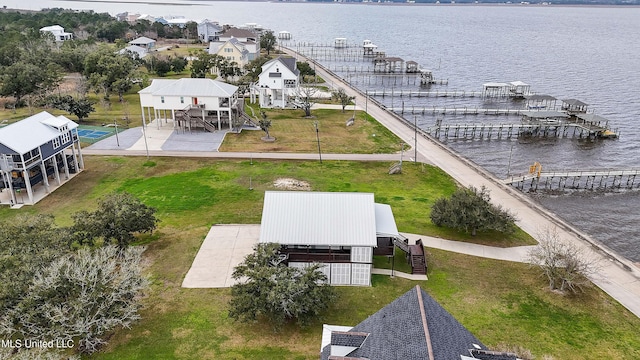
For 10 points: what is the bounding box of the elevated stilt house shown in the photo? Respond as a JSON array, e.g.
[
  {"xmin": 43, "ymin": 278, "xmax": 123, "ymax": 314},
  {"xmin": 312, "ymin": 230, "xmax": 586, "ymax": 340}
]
[
  {"xmin": 0, "ymin": 112, "xmax": 83, "ymax": 206},
  {"xmin": 138, "ymin": 78, "xmax": 240, "ymax": 132}
]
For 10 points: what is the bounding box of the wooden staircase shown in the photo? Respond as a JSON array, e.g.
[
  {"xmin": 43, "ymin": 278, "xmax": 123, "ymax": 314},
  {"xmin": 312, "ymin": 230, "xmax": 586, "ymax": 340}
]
[
  {"xmin": 409, "ymin": 239, "xmax": 427, "ymax": 275},
  {"xmin": 393, "ymin": 235, "xmax": 427, "ymax": 275},
  {"xmin": 175, "ymin": 106, "xmax": 217, "ymax": 133}
]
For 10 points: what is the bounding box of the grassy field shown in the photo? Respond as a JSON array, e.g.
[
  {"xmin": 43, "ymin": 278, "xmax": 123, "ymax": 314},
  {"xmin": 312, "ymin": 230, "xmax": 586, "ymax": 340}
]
[
  {"xmin": 1, "ymin": 157, "xmax": 638, "ymax": 359},
  {"xmin": 221, "ymin": 107, "xmax": 403, "ymax": 154}
]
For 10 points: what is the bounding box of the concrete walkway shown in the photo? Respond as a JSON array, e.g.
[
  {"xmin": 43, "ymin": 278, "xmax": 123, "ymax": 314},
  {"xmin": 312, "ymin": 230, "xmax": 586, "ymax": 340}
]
[
  {"xmin": 287, "ymin": 48, "xmax": 640, "ymax": 319},
  {"xmin": 403, "ymin": 233, "xmax": 536, "ymax": 263},
  {"xmin": 80, "ymin": 51, "xmax": 640, "ymax": 319},
  {"xmin": 182, "ymin": 225, "xmax": 259, "ymax": 288}
]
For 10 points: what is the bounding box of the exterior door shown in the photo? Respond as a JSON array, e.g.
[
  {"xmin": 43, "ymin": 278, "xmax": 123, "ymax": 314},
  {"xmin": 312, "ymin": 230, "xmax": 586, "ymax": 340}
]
[{"xmin": 193, "ymin": 97, "xmax": 198, "ymax": 105}]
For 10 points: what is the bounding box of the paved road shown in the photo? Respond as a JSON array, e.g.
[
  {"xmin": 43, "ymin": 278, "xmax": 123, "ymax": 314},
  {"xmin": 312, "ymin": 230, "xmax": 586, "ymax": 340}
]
[
  {"xmin": 82, "ymin": 49, "xmax": 640, "ymax": 319},
  {"xmin": 286, "ymin": 48, "xmax": 640, "ymax": 319}
]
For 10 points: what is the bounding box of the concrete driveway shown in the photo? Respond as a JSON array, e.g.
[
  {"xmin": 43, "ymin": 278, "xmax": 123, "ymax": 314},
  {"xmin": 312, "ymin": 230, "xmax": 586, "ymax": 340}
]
[{"xmin": 182, "ymin": 225, "xmax": 259, "ymax": 288}]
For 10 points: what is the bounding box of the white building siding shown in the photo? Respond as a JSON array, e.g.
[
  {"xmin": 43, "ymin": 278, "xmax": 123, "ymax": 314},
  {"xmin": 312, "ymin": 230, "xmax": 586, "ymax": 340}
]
[
  {"xmin": 351, "ymin": 264, "xmax": 371, "ymax": 286},
  {"xmin": 350, "ymin": 246, "xmax": 373, "ymax": 263},
  {"xmin": 289, "ymin": 262, "xmax": 331, "ymax": 283},
  {"xmin": 330, "ymin": 263, "xmax": 351, "ymax": 285}
]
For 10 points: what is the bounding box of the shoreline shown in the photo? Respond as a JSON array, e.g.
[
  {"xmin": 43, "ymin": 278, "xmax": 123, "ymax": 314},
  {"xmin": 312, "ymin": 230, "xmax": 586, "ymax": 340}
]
[{"xmin": 281, "ymin": 46, "xmax": 640, "ymax": 318}]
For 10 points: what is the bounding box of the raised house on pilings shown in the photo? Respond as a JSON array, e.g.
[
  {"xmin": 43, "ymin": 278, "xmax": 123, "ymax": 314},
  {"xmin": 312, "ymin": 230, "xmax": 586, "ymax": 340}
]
[
  {"xmin": 252, "ymin": 56, "xmax": 300, "ymax": 109},
  {"xmin": 0, "ymin": 112, "xmax": 83, "ymax": 206},
  {"xmin": 138, "ymin": 78, "xmax": 239, "ymax": 133}
]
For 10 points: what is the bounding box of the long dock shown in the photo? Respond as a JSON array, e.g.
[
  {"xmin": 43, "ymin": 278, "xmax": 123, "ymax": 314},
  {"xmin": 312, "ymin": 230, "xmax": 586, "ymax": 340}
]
[
  {"xmin": 429, "ymin": 121, "xmax": 617, "ymax": 140},
  {"xmin": 387, "ymin": 106, "xmax": 525, "ymax": 115},
  {"xmin": 505, "ymin": 169, "xmax": 640, "ymax": 191},
  {"xmin": 367, "ymin": 89, "xmax": 483, "ymax": 98}
]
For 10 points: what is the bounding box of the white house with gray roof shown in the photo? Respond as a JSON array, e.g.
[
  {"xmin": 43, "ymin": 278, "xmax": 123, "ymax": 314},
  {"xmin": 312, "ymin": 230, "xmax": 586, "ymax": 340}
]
[
  {"xmin": 129, "ymin": 36, "xmax": 156, "ymax": 50},
  {"xmin": 252, "ymin": 57, "xmax": 300, "ymax": 108},
  {"xmin": 259, "ymin": 191, "xmax": 400, "ymax": 286},
  {"xmin": 0, "ymin": 112, "xmax": 83, "ymax": 206},
  {"xmin": 138, "ymin": 78, "xmax": 239, "ymax": 132}
]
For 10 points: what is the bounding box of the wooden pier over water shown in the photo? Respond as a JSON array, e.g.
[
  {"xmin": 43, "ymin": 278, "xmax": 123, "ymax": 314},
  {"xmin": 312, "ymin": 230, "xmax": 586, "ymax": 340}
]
[
  {"xmin": 505, "ymin": 169, "xmax": 640, "ymax": 191},
  {"xmin": 428, "ymin": 121, "xmax": 616, "ymax": 140}
]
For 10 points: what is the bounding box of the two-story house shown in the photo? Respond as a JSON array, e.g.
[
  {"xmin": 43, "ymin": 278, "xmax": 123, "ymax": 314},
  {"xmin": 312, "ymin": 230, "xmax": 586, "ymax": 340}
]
[
  {"xmin": 209, "ymin": 27, "xmax": 260, "ymax": 61},
  {"xmin": 198, "ymin": 20, "xmax": 223, "ymax": 43},
  {"xmin": 138, "ymin": 78, "xmax": 239, "ymax": 132},
  {"xmin": 0, "ymin": 112, "xmax": 83, "ymax": 206},
  {"xmin": 39, "ymin": 25, "xmax": 73, "ymax": 42},
  {"xmin": 209, "ymin": 38, "xmax": 250, "ymax": 71},
  {"xmin": 259, "ymin": 191, "xmax": 401, "ymax": 286},
  {"xmin": 252, "ymin": 56, "xmax": 300, "ymax": 108}
]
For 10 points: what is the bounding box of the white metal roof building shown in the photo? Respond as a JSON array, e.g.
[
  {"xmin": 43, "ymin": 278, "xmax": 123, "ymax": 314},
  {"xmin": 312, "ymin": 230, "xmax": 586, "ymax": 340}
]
[
  {"xmin": 138, "ymin": 78, "xmax": 239, "ymax": 131},
  {"xmin": 259, "ymin": 191, "xmax": 399, "ymax": 286}
]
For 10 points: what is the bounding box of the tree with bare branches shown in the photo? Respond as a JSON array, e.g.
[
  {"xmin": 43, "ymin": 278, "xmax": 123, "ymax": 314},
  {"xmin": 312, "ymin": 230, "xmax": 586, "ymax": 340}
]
[
  {"xmin": 527, "ymin": 227, "xmax": 599, "ymax": 294},
  {"xmin": 295, "ymin": 85, "xmax": 318, "ymax": 117}
]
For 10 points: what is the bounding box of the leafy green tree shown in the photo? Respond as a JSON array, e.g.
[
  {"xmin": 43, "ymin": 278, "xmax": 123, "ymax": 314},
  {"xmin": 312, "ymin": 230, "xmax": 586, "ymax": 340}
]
[
  {"xmin": 0, "ymin": 62, "xmax": 62, "ymax": 107},
  {"xmin": 0, "ymin": 214, "xmax": 71, "ymax": 310},
  {"xmin": 430, "ymin": 186, "xmax": 516, "ymax": 236},
  {"xmin": 170, "ymin": 55, "xmax": 188, "ymax": 73},
  {"xmin": 72, "ymin": 192, "xmax": 159, "ymax": 248},
  {"xmin": 219, "ymin": 60, "xmax": 242, "ymax": 81},
  {"xmin": 243, "ymin": 56, "xmax": 270, "ymax": 82},
  {"xmin": 331, "ymin": 88, "xmax": 355, "ymax": 113},
  {"xmin": 154, "ymin": 58, "xmax": 172, "ymax": 77},
  {"xmin": 260, "ymin": 31, "xmax": 277, "ymax": 55},
  {"xmin": 1, "ymin": 246, "xmax": 148, "ymax": 354},
  {"xmin": 84, "ymin": 48, "xmax": 139, "ymax": 101},
  {"xmin": 189, "ymin": 50, "xmax": 221, "ymax": 78},
  {"xmin": 229, "ymin": 243, "xmax": 335, "ymax": 330},
  {"xmin": 297, "ymin": 61, "xmax": 315, "ymax": 77},
  {"xmin": 95, "ymin": 21, "xmax": 129, "ymax": 42},
  {"xmin": 46, "ymin": 94, "xmax": 95, "ymax": 121},
  {"xmin": 184, "ymin": 21, "xmax": 198, "ymax": 40}
]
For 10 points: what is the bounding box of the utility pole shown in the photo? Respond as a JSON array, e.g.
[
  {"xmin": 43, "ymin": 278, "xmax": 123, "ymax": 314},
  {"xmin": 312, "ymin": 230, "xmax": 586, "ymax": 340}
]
[
  {"xmin": 314, "ymin": 121, "xmax": 322, "ymax": 164},
  {"xmin": 114, "ymin": 119, "xmax": 120, "ymax": 147},
  {"xmin": 141, "ymin": 117, "xmax": 150, "ymax": 160},
  {"xmin": 414, "ymin": 116, "xmax": 417, "ymax": 163}
]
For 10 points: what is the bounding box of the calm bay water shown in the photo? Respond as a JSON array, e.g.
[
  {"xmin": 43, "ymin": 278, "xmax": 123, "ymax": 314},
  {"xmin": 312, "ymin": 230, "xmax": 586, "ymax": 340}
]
[{"xmin": 8, "ymin": 1, "xmax": 640, "ymax": 262}]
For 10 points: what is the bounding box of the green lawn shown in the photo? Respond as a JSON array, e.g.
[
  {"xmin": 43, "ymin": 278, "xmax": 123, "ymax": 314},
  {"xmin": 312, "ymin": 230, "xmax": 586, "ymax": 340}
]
[
  {"xmin": 1, "ymin": 157, "xmax": 638, "ymax": 359},
  {"xmin": 222, "ymin": 107, "xmax": 406, "ymax": 154}
]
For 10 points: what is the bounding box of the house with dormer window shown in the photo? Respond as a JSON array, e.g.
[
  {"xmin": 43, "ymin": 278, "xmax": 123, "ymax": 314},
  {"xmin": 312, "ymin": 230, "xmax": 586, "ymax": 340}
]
[
  {"xmin": 209, "ymin": 27, "xmax": 260, "ymax": 62},
  {"xmin": 251, "ymin": 56, "xmax": 300, "ymax": 108},
  {"xmin": 0, "ymin": 112, "xmax": 83, "ymax": 206}
]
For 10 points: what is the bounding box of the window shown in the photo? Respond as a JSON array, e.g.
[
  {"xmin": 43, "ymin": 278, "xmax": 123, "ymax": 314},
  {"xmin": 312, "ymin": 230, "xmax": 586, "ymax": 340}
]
[
  {"xmin": 161, "ymin": 96, "xmax": 165, "ymax": 103},
  {"xmin": 180, "ymin": 97, "xmax": 184, "ymax": 104},
  {"xmin": 53, "ymin": 137, "xmax": 61, "ymax": 149},
  {"xmin": 61, "ymin": 131, "xmax": 71, "ymax": 144}
]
